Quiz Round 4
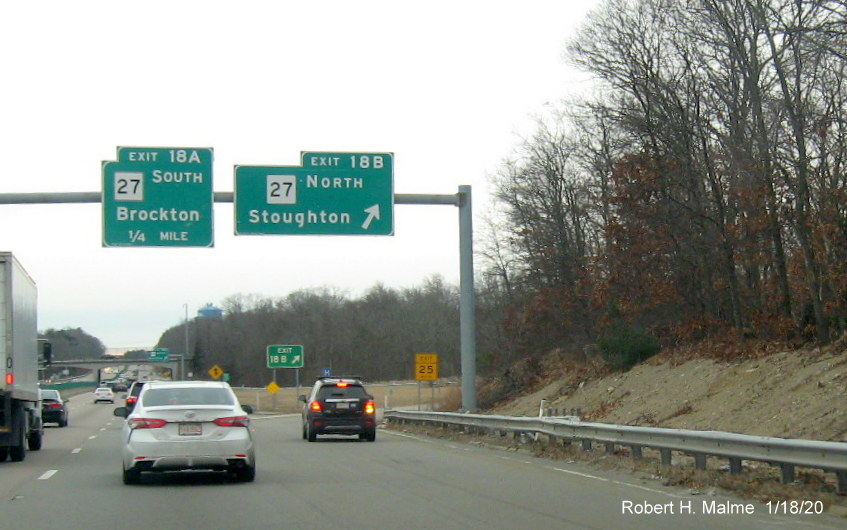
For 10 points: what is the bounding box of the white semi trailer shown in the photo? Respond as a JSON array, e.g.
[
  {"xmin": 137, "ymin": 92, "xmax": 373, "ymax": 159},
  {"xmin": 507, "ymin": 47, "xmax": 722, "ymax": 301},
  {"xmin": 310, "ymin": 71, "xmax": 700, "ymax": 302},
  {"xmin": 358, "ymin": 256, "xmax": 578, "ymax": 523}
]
[{"xmin": 0, "ymin": 252, "xmax": 47, "ymax": 461}]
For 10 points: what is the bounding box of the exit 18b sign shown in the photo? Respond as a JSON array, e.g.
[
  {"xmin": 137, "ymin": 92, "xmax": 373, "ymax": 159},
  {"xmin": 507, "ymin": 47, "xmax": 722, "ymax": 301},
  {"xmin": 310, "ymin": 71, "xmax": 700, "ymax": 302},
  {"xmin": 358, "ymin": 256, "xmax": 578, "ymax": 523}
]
[{"xmin": 267, "ymin": 345, "xmax": 304, "ymax": 368}]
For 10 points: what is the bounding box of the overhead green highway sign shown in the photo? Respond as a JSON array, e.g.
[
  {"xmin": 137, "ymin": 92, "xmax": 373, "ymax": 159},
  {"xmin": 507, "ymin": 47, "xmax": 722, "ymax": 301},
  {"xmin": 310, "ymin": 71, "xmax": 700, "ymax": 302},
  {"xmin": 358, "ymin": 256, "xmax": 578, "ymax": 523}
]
[
  {"xmin": 102, "ymin": 146, "xmax": 214, "ymax": 247},
  {"xmin": 147, "ymin": 348, "xmax": 170, "ymax": 362},
  {"xmin": 234, "ymin": 151, "xmax": 393, "ymax": 236}
]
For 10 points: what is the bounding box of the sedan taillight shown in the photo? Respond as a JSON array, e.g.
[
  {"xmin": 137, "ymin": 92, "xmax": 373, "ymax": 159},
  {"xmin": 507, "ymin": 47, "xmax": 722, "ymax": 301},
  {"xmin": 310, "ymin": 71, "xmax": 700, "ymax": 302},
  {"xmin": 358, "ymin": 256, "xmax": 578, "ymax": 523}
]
[
  {"xmin": 128, "ymin": 418, "xmax": 167, "ymax": 429},
  {"xmin": 213, "ymin": 416, "xmax": 250, "ymax": 427}
]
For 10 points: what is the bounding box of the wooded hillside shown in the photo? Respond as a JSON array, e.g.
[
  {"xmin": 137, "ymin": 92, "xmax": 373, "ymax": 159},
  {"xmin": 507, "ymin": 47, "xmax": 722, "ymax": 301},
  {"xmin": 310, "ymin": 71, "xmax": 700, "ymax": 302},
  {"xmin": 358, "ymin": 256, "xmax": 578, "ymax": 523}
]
[
  {"xmin": 156, "ymin": 279, "xmax": 462, "ymax": 387},
  {"xmin": 480, "ymin": 0, "xmax": 847, "ymax": 367}
]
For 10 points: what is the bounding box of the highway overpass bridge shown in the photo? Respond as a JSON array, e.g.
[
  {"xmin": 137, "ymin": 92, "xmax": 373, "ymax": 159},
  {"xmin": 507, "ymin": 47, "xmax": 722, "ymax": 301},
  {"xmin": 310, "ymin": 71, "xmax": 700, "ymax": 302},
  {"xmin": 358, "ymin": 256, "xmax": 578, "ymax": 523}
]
[{"xmin": 50, "ymin": 356, "xmax": 194, "ymax": 379}]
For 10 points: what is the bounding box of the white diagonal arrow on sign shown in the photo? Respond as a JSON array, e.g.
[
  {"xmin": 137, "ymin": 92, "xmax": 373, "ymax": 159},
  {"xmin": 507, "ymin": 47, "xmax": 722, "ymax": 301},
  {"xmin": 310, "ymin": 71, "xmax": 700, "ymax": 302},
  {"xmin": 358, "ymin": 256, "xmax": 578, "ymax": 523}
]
[{"xmin": 362, "ymin": 204, "xmax": 380, "ymax": 230}]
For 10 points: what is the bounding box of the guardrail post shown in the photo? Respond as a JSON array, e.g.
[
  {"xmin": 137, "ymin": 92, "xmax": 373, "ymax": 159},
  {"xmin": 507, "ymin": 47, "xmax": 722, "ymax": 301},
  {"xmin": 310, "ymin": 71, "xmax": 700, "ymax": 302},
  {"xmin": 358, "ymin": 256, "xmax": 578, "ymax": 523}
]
[
  {"xmin": 729, "ymin": 458, "xmax": 742, "ymax": 474},
  {"xmin": 837, "ymin": 471, "xmax": 847, "ymax": 494},
  {"xmin": 660, "ymin": 449, "xmax": 672, "ymax": 466},
  {"xmin": 631, "ymin": 446, "xmax": 643, "ymax": 458},
  {"xmin": 780, "ymin": 463, "xmax": 795, "ymax": 484},
  {"xmin": 694, "ymin": 453, "xmax": 707, "ymax": 470},
  {"xmin": 605, "ymin": 442, "xmax": 616, "ymax": 453},
  {"xmin": 581, "ymin": 439, "xmax": 592, "ymax": 451}
]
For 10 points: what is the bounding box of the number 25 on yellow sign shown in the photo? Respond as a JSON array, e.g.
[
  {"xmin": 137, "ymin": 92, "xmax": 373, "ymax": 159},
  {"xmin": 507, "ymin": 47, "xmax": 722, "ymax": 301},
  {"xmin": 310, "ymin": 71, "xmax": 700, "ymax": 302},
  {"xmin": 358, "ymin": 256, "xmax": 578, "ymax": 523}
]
[{"xmin": 415, "ymin": 353, "xmax": 438, "ymax": 381}]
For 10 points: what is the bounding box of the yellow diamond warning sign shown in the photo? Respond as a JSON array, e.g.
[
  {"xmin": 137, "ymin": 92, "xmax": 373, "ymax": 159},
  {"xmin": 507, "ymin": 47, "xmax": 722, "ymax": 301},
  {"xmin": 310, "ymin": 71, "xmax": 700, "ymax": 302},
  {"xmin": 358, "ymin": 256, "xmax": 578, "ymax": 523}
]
[{"xmin": 208, "ymin": 365, "xmax": 224, "ymax": 380}]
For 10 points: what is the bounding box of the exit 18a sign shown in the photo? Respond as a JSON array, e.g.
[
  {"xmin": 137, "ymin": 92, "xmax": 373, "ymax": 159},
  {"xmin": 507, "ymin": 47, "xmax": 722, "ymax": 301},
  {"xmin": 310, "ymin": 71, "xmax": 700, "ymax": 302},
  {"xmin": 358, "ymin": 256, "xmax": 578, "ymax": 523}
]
[
  {"xmin": 102, "ymin": 146, "xmax": 214, "ymax": 247},
  {"xmin": 267, "ymin": 345, "xmax": 304, "ymax": 368}
]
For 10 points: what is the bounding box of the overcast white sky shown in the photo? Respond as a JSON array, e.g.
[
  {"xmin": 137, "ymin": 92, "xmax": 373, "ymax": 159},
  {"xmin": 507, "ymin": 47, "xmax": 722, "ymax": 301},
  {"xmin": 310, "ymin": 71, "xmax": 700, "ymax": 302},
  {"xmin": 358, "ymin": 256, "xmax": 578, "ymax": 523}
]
[{"xmin": 0, "ymin": 0, "xmax": 599, "ymax": 350}]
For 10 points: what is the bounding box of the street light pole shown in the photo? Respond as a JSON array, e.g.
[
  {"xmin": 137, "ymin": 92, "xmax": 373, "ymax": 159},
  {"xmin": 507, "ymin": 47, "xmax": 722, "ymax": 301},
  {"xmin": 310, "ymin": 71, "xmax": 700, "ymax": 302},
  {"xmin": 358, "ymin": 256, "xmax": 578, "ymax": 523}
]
[{"xmin": 183, "ymin": 303, "xmax": 189, "ymax": 380}]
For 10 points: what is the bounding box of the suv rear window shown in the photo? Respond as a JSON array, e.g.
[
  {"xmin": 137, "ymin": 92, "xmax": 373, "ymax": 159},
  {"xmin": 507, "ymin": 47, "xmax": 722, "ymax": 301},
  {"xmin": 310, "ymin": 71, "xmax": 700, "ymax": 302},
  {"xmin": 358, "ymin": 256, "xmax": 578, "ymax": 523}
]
[{"xmin": 316, "ymin": 384, "xmax": 369, "ymax": 399}]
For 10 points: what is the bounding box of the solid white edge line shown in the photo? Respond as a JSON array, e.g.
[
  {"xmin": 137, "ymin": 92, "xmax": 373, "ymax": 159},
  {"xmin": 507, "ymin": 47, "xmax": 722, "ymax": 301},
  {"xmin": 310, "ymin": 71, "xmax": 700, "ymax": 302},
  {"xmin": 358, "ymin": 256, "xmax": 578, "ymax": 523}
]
[{"xmin": 384, "ymin": 430, "xmax": 433, "ymax": 443}]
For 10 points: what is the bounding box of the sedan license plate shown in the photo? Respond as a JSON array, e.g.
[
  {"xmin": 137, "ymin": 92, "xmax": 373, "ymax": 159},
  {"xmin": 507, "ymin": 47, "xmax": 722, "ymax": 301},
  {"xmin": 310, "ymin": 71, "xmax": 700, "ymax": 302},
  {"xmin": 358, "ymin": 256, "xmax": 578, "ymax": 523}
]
[{"xmin": 179, "ymin": 423, "xmax": 202, "ymax": 436}]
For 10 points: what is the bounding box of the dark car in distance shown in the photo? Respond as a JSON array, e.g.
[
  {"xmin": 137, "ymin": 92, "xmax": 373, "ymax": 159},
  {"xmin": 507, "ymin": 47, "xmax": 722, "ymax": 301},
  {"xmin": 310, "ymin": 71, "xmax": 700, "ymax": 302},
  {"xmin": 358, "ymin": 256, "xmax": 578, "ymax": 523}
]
[
  {"xmin": 40, "ymin": 388, "xmax": 68, "ymax": 427},
  {"xmin": 299, "ymin": 376, "xmax": 376, "ymax": 442},
  {"xmin": 124, "ymin": 380, "xmax": 152, "ymax": 413}
]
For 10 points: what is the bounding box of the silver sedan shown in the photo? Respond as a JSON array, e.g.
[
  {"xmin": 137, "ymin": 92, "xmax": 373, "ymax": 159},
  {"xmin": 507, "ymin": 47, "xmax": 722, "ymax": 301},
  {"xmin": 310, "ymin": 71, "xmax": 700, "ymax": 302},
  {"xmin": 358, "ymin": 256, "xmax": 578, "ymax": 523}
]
[{"xmin": 113, "ymin": 380, "xmax": 255, "ymax": 484}]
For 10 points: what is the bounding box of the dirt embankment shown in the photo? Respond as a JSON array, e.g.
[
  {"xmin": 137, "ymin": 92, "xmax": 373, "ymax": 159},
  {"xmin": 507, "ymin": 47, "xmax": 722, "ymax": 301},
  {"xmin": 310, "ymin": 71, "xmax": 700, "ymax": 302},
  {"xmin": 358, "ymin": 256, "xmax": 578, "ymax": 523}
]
[{"xmin": 485, "ymin": 343, "xmax": 847, "ymax": 442}]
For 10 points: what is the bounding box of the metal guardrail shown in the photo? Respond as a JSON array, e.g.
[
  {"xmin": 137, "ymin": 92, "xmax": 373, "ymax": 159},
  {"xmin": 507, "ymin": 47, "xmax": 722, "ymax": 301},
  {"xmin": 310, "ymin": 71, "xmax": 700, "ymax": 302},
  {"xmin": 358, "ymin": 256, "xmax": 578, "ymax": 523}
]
[{"xmin": 384, "ymin": 410, "xmax": 847, "ymax": 493}]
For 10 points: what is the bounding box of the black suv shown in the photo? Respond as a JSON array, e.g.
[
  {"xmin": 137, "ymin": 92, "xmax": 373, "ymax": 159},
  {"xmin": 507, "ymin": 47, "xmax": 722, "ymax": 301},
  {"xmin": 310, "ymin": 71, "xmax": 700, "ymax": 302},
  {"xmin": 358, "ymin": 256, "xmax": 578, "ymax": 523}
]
[
  {"xmin": 124, "ymin": 380, "xmax": 154, "ymax": 413},
  {"xmin": 299, "ymin": 377, "xmax": 376, "ymax": 442}
]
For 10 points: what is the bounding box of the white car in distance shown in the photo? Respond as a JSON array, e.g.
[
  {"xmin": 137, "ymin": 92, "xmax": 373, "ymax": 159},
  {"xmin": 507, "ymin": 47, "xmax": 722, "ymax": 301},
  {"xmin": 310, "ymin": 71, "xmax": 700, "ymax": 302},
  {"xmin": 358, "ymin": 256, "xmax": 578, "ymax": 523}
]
[{"xmin": 93, "ymin": 387, "xmax": 116, "ymax": 403}]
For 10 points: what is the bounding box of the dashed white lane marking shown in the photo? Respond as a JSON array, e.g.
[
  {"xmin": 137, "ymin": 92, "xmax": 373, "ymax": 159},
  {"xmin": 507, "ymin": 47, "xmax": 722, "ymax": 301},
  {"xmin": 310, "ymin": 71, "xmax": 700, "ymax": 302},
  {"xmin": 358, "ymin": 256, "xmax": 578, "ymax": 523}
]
[{"xmin": 38, "ymin": 470, "xmax": 58, "ymax": 480}]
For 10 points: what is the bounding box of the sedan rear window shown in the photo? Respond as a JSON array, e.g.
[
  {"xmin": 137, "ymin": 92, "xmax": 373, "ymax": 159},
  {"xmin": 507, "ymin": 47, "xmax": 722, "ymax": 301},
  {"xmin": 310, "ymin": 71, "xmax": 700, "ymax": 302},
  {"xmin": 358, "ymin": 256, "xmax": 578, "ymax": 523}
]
[{"xmin": 142, "ymin": 388, "xmax": 235, "ymax": 407}]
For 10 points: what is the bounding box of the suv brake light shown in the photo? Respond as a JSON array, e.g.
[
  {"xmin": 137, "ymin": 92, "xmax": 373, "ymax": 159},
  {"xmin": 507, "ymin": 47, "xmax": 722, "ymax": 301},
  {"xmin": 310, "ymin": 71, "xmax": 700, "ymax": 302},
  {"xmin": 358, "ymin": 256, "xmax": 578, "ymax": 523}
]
[
  {"xmin": 213, "ymin": 416, "xmax": 250, "ymax": 427},
  {"xmin": 364, "ymin": 399, "xmax": 375, "ymax": 415},
  {"xmin": 128, "ymin": 418, "xmax": 167, "ymax": 429},
  {"xmin": 310, "ymin": 401, "xmax": 323, "ymax": 412}
]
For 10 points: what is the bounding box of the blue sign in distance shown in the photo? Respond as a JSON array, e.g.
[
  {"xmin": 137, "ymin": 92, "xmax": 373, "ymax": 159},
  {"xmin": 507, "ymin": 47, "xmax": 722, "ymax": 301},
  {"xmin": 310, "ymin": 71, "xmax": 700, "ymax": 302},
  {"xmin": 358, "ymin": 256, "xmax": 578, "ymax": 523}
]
[{"xmin": 234, "ymin": 151, "xmax": 393, "ymax": 236}]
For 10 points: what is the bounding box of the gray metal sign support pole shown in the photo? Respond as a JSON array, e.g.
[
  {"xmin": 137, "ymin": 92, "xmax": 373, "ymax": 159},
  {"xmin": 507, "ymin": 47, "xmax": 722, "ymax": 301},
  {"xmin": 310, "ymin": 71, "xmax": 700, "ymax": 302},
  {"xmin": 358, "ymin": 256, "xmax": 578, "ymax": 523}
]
[
  {"xmin": 457, "ymin": 186, "xmax": 476, "ymax": 410},
  {"xmin": 0, "ymin": 187, "xmax": 478, "ymax": 409}
]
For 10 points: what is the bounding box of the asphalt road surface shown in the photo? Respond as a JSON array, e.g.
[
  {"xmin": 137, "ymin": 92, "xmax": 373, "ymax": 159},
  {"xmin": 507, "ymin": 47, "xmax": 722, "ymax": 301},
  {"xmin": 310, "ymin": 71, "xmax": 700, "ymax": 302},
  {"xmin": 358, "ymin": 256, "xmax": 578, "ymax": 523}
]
[{"xmin": 1, "ymin": 397, "xmax": 842, "ymax": 529}]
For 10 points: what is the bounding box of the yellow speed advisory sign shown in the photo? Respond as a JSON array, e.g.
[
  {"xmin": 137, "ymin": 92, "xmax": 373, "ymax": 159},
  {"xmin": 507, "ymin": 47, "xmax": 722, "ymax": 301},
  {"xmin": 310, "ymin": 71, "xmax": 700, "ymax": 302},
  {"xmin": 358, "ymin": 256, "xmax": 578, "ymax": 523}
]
[{"xmin": 415, "ymin": 353, "xmax": 439, "ymax": 381}]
